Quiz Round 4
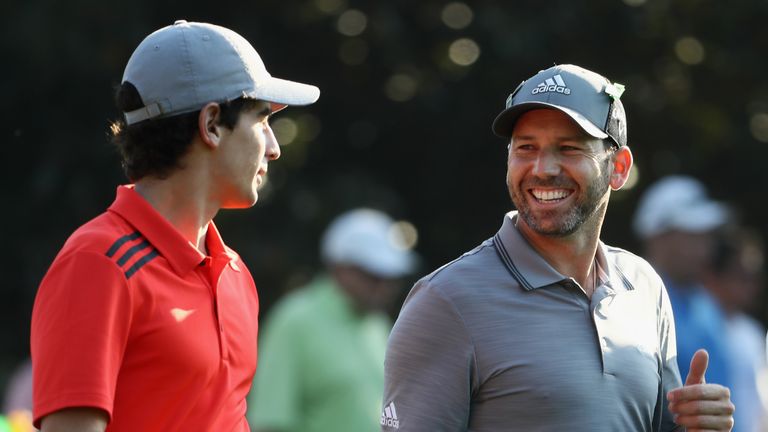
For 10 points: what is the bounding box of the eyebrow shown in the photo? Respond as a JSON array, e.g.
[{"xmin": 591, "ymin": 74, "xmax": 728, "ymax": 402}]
[
  {"xmin": 511, "ymin": 134, "xmax": 587, "ymax": 142},
  {"xmin": 510, "ymin": 135, "xmax": 585, "ymax": 143}
]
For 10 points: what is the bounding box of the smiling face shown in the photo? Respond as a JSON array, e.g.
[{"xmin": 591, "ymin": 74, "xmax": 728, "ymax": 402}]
[
  {"xmin": 214, "ymin": 101, "xmax": 280, "ymax": 208},
  {"xmin": 506, "ymin": 109, "xmax": 627, "ymax": 239}
]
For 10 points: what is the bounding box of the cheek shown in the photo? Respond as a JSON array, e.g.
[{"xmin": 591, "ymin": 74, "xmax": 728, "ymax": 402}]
[
  {"xmin": 250, "ymin": 132, "xmax": 268, "ymax": 160},
  {"xmin": 505, "ymin": 168, "xmax": 514, "ymax": 189},
  {"xmin": 506, "ymin": 159, "xmax": 521, "ymax": 180}
]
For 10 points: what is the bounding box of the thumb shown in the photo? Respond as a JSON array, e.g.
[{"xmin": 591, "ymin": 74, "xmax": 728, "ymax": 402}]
[{"xmin": 685, "ymin": 349, "xmax": 709, "ymax": 386}]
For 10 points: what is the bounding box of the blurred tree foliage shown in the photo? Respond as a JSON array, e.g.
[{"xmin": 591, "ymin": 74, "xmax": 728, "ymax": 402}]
[{"xmin": 3, "ymin": 0, "xmax": 768, "ymax": 383}]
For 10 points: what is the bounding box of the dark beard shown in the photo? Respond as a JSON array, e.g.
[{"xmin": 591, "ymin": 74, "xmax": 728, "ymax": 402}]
[{"xmin": 510, "ymin": 163, "xmax": 612, "ymax": 237}]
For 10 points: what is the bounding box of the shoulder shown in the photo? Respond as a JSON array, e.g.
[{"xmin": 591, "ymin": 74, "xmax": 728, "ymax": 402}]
[
  {"xmin": 58, "ymin": 212, "xmax": 137, "ymax": 261},
  {"xmin": 605, "ymin": 244, "xmax": 656, "ymax": 274},
  {"xmin": 400, "ymin": 238, "xmax": 505, "ymax": 316},
  {"xmin": 39, "ymin": 213, "xmax": 145, "ymax": 296},
  {"xmin": 421, "ymin": 238, "xmax": 500, "ymax": 293},
  {"xmin": 604, "ymin": 244, "xmax": 665, "ymax": 295}
]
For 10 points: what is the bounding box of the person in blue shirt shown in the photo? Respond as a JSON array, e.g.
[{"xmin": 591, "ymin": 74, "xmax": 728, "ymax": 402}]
[{"xmin": 633, "ymin": 175, "xmax": 732, "ymax": 388}]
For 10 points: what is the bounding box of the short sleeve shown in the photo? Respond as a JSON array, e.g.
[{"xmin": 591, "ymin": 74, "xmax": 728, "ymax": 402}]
[
  {"xmin": 381, "ymin": 280, "xmax": 475, "ymax": 431},
  {"xmin": 247, "ymin": 304, "xmax": 303, "ymax": 430},
  {"xmin": 31, "ymin": 251, "xmax": 132, "ymax": 427},
  {"xmin": 658, "ymin": 283, "xmax": 683, "ymax": 431}
]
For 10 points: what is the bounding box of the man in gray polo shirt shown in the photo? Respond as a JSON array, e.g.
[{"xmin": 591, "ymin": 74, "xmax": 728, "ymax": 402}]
[{"xmin": 381, "ymin": 64, "xmax": 735, "ymax": 431}]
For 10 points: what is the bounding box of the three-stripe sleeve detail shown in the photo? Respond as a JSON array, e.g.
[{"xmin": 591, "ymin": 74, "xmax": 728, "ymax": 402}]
[
  {"xmin": 105, "ymin": 232, "xmax": 159, "ymax": 279},
  {"xmin": 125, "ymin": 249, "xmax": 160, "ymax": 279},
  {"xmin": 106, "ymin": 232, "xmax": 142, "ymax": 258}
]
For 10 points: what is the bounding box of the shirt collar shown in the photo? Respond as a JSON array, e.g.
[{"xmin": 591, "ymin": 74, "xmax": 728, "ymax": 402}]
[
  {"xmin": 494, "ymin": 211, "xmax": 633, "ymax": 292},
  {"xmin": 107, "ymin": 185, "xmax": 235, "ymax": 276}
]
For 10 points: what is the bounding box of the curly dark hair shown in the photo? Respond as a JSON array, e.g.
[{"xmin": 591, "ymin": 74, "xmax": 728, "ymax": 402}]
[{"xmin": 109, "ymin": 82, "xmax": 264, "ymax": 181}]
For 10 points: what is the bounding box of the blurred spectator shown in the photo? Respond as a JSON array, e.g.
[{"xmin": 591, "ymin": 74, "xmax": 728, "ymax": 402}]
[
  {"xmin": 632, "ymin": 175, "xmax": 732, "ymax": 387},
  {"xmin": 247, "ymin": 208, "xmax": 417, "ymax": 432},
  {"xmin": 2, "ymin": 358, "xmax": 31, "ymax": 414},
  {"xmin": 1, "ymin": 357, "xmax": 34, "ymax": 432},
  {"xmin": 704, "ymin": 227, "xmax": 768, "ymax": 432}
]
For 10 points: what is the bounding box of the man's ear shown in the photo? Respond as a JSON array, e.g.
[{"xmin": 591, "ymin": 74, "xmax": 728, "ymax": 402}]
[
  {"xmin": 198, "ymin": 102, "xmax": 223, "ymax": 149},
  {"xmin": 609, "ymin": 146, "xmax": 633, "ymax": 191}
]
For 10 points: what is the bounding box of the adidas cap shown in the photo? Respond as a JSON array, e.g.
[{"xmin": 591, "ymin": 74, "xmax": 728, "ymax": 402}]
[
  {"xmin": 492, "ymin": 64, "xmax": 627, "ymax": 147},
  {"xmin": 122, "ymin": 20, "xmax": 320, "ymax": 125}
]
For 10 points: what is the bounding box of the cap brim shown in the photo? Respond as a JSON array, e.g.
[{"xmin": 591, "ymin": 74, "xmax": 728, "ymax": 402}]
[
  {"xmin": 246, "ymin": 76, "xmax": 320, "ymax": 114},
  {"xmin": 670, "ymin": 202, "xmax": 729, "ymax": 233},
  {"xmin": 492, "ymin": 102, "xmax": 609, "ymax": 140},
  {"xmin": 357, "ymin": 249, "xmax": 417, "ymax": 279}
]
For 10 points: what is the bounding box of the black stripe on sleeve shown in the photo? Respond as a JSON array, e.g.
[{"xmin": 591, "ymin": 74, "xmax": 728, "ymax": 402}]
[
  {"xmin": 116, "ymin": 240, "xmax": 151, "ymax": 267},
  {"xmin": 125, "ymin": 249, "xmax": 159, "ymax": 279},
  {"xmin": 105, "ymin": 231, "xmax": 142, "ymax": 258}
]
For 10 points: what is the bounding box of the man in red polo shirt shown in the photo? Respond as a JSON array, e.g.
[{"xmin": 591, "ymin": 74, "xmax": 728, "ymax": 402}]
[{"xmin": 30, "ymin": 20, "xmax": 319, "ymax": 432}]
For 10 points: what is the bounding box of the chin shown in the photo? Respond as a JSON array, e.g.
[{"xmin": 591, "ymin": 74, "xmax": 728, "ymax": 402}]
[
  {"xmin": 222, "ymin": 202, "xmax": 256, "ymax": 210},
  {"xmin": 244, "ymin": 194, "xmax": 259, "ymax": 208},
  {"xmin": 222, "ymin": 193, "xmax": 259, "ymax": 209}
]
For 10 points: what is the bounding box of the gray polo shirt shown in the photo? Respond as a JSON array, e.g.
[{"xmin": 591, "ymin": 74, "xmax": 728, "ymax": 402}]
[{"xmin": 382, "ymin": 211, "xmax": 682, "ymax": 431}]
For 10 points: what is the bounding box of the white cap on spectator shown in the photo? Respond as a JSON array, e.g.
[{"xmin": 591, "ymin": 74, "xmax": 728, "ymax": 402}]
[
  {"xmin": 633, "ymin": 175, "xmax": 730, "ymax": 239},
  {"xmin": 321, "ymin": 209, "xmax": 416, "ymax": 278}
]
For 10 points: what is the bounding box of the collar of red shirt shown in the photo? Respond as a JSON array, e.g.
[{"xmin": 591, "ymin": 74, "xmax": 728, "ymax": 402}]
[{"xmin": 107, "ymin": 185, "xmax": 239, "ymax": 276}]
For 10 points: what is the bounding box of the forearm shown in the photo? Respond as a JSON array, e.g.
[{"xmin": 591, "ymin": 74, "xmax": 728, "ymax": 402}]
[{"xmin": 39, "ymin": 407, "xmax": 108, "ymax": 432}]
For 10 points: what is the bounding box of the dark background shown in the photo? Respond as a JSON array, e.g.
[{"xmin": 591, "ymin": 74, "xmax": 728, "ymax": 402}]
[{"xmin": 3, "ymin": 0, "xmax": 768, "ymax": 390}]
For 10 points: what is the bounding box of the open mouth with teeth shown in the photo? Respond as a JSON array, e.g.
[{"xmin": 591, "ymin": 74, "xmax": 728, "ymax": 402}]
[{"xmin": 530, "ymin": 188, "xmax": 572, "ymax": 203}]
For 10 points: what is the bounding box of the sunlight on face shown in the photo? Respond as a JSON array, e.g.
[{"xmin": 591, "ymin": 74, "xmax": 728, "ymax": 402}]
[
  {"xmin": 216, "ymin": 101, "xmax": 279, "ymax": 209},
  {"xmin": 506, "ymin": 109, "xmax": 614, "ymax": 237}
]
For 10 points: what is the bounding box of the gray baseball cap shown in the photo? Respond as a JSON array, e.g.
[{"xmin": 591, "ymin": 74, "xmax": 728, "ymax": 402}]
[
  {"xmin": 492, "ymin": 64, "xmax": 627, "ymax": 147},
  {"xmin": 122, "ymin": 20, "xmax": 320, "ymax": 125}
]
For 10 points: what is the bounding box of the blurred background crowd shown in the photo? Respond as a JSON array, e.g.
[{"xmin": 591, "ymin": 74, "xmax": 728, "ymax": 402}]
[{"xmin": 4, "ymin": 0, "xmax": 768, "ymax": 430}]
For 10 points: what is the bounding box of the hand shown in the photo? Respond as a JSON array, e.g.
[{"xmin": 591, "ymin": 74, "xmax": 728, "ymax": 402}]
[{"xmin": 667, "ymin": 349, "xmax": 735, "ymax": 431}]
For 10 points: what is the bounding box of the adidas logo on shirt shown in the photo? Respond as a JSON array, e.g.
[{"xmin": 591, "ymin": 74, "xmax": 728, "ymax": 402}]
[
  {"xmin": 380, "ymin": 401, "xmax": 400, "ymax": 429},
  {"xmin": 531, "ymin": 74, "xmax": 571, "ymax": 95}
]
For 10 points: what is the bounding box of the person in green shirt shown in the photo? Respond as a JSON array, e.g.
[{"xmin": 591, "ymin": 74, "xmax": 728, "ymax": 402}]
[{"xmin": 247, "ymin": 208, "xmax": 417, "ymax": 432}]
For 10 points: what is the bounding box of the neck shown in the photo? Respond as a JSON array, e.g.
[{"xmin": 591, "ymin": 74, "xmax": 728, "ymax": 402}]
[
  {"xmin": 515, "ymin": 210, "xmax": 605, "ymax": 297},
  {"xmin": 134, "ymin": 173, "xmax": 218, "ymax": 254}
]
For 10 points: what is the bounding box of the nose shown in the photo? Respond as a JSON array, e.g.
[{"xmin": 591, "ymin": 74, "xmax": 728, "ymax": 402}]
[
  {"xmin": 531, "ymin": 151, "xmax": 560, "ymax": 177},
  {"xmin": 265, "ymin": 124, "xmax": 281, "ymax": 161}
]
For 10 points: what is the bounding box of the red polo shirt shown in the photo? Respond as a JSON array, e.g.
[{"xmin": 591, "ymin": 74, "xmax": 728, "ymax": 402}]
[{"xmin": 31, "ymin": 185, "xmax": 259, "ymax": 431}]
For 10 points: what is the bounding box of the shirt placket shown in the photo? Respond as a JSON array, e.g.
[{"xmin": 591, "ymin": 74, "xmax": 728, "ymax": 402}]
[
  {"xmin": 592, "ymin": 285, "xmax": 617, "ymax": 375},
  {"xmin": 198, "ymin": 256, "xmax": 231, "ymax": 360}
]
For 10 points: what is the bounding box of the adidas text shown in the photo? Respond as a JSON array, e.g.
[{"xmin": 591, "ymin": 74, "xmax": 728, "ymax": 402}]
[
  {"xmin": 531, "ymin": 74, "xmax": 571, "ymax": 95},
  {"xmin": 532, "ymin": 85, "xmax": 570, "ymax": 95},
  {"xmin": 381, "ymin": 402, "xmax": 400, "ymax": 429},
  {"xmin": 381, "ymin": 417, "xmax": 400, "ymax": 429}
]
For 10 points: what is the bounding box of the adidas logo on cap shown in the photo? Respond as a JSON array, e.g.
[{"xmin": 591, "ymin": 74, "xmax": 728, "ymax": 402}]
[
  {"xmin": 531, "ymin": 74, "xmax": 571, "ymax": 95},
  {"xmin": 380, "ymin": 401, "xmax": 400, "ymax": 429}
]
